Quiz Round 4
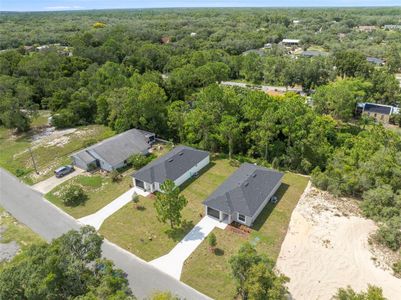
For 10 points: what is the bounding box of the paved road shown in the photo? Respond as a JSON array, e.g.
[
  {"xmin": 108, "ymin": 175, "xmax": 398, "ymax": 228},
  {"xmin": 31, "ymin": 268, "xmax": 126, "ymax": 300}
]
[{"xmin": 0, "ymin": 168, "xmax": 210, "ymax": 300}]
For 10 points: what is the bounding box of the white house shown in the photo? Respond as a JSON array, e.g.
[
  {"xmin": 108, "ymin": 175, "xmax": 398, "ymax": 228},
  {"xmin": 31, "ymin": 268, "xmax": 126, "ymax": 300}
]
[{"xmin": 132, "ymin": 145, "xmax": 210, "ymax": 193}]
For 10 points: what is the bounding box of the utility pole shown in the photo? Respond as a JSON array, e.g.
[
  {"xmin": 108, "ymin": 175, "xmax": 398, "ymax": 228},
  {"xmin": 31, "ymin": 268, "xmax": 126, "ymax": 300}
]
[{"xmin": 28, "ymin": 147, "xmax": 39, "ymax": 174}]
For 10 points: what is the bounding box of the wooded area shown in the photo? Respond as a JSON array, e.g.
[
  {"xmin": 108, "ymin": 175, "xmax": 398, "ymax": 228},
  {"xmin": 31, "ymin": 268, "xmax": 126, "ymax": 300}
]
[{"xmin": 0, "ymin": 7, "xmax": 400, "ymax": 265}]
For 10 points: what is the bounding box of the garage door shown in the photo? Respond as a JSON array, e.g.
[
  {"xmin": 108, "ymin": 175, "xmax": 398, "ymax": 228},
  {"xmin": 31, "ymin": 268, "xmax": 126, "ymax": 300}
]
[
  {"xmin": 135, "ymin": 179, "xmax": 145, "ymax": 189},
  {"xmin": 207, "ymin": 207, "xmax": 220, "ymax": 219}
]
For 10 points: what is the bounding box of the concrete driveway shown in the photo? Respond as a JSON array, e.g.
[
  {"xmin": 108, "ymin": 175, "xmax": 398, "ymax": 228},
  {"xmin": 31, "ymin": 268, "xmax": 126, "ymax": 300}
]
[
  {"xmin": 31, "ymin": 168, "xmax": 84, "ymax": 194},
  {"xmin": 150, "ymin": 216, "xmax": 228, "ymax": 279}
]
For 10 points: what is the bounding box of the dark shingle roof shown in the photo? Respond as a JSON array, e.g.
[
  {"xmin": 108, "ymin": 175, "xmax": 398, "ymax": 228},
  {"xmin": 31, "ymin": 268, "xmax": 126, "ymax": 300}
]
[
  {"xmin": 366, "ymin": 57, "xmax": 384, "ymax": 65},
  {"xmin": 73, "ymin": 129, "xmax": 153, "ymax": 167},
  {"xmin": 203, "ymin": 163, "xmax": 283, "ymax": 217},
  {"xmin": 364, "ymin": 103, "xmax": 392, "ymax": 115},
  {"xmin": 132, "ymin": 145, "xmax": 209, "ymax": 184},
  {"xmin": 301, "ymin": 50, "xmax": 328, "ymax": 57}
]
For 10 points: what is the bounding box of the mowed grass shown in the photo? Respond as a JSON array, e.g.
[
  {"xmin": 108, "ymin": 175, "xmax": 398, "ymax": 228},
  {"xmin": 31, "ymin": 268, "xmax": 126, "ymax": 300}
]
[
  {"xmin": 181, "ymin": 173, "xmax": 309, "ymax": 300},
  {"xmin": 45, "ymin": 174, "xmax": 132, "ymax": 219},
  {"xmin": 0, "ymin": 118, "xmax": 115, "ymax": 184},
  {"xmin": 0, "ymin": 206, "xmax": 44, "ymax": 265},
  {"xmin": 99, "ymin": 159, "xmax": 238, "ymax": 261}
]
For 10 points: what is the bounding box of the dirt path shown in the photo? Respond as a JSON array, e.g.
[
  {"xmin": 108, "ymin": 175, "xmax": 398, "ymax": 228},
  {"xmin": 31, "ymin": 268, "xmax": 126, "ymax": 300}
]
[{"xmin": 276, "ymin": 187, "xmax": 401, "ymax": 300}]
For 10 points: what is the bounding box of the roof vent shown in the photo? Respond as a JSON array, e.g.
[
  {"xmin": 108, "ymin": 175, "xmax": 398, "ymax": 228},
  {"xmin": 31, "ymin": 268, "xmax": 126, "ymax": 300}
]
[
  {"xmin": 179, "ymin": 152, "xmax": 183, "ymax": 156},
  {"xmin": 252, "ymin": 173, "xmax": 257, "ymax": 178},
  {"xmin": 244, "ymin": 182, "xmax": 249, "ymax": 187},
  {"xmin": 168, "ymin": 158, "xmax": 174, "ymax": 162}
]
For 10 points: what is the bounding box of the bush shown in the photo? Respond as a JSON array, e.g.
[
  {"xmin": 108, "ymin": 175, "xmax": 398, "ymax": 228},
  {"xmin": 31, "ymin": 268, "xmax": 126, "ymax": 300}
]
[
  {"xmin": 393, "ymin": 260, "xmax": 401, "ymax": 276},
  {"xmin": 61, "ymin": 185, "xmax": 88, "ymax": 207},
  {"xmin": 375, "ymin": 218, "xmax": 401, "ymax": 251},
  {"xmin": 128, "ymin": 153, "xmax": 156, "ymax": 169},
  {"xmin": 15, "ymin": 168, "xmax": 29, "ymax": 177},
  {"xmin": 110, "ymin": 170, "xmax": 121, "ymax": 182},
  {"xmin": 208, "ymin": 232, "xmax": 217, "ymax": 252}
]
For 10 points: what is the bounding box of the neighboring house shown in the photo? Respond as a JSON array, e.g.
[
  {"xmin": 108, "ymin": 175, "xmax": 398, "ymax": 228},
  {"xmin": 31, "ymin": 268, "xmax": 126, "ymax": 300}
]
[
  {"xmin": 132, "ymin": 145, "xmax": 210, "ymax": 193},
  {"xmin": 203, "ymin": 163, "xmax": 284, "ymax": 227},
  {"xmin": 384, "ymin": 25, "xmax": 401, "ymax": 30},
  {"xmin": 300, "ymin": 50, "xmax": 328, "ymax": 58},
  {"xmin": 356, "ymin": 25, "xmax": 377, "ymax": 32},
  {"xmin": 71, "ymin": 129, "xmax": 155, "ymax": 171},
  {"xmin": 357, "ymin": 102, "xmax": 400, "ymax": 124},
  {"xmin": 281, "ymin": 39, "xmax": 301, "ymax": 47},
  {"xmin": 367, "ymin": 57, "xmax": 385, "ymax": 66}
]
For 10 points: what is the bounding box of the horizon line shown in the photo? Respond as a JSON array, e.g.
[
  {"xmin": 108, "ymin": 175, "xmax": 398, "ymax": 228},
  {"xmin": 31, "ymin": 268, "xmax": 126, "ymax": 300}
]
[{"xmin": 1, "ymin": 5, "xmax": 401, "ymax": 13}]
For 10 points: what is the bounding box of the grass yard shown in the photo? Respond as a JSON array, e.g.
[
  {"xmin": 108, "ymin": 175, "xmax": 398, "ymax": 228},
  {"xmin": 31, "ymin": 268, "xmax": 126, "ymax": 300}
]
[
  {"xmin": 0, "ymin": 206, "xmax": 44, "ymax": 267},
  {"xmin": 45, "ymin": 174, "xmax": 132, "ymax": 219},
  {"xmin": 181, "ymin": 172, "xmax": 309, "ymax": 300},
  {"xmin": 99, "ymin": 159, "xmax": 238, "ymax": 261}
]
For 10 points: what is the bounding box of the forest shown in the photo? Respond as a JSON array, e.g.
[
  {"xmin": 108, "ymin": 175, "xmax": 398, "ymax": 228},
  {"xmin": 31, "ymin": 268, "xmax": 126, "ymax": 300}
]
[{"xmin": 0, "ymin": 7, "xmax": 401, "ymax": 270}]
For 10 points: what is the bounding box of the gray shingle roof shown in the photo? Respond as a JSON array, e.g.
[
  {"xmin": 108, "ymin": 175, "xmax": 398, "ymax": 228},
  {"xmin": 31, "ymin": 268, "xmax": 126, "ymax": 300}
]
[
  {"xmin": 73, "ymin": 129, "xmax": 153, "ymax": 167},
  {"xmin": 364, "ymin": 103, "xmax": 392, "ymax": 115},
  {"xmin": 74, "ymin": 150, "xmax": 97, "ymax": 164},
  {"xmin": 132, "ymin": 145, "xmax": 209, "ymax": 184},
  {"xmin": 203, "ymin": 163, "xmax": 283, "ymax": 217}
]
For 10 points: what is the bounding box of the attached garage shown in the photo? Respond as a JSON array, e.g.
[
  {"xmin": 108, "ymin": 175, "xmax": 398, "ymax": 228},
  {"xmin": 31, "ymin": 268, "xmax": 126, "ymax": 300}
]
[
  {"xmin": 207, "ymin": 207, "xmax": 220, "ymax": 219},
  {"xmin": 135, "ymin": 179, "xmax": 145, "ymax": 189}
]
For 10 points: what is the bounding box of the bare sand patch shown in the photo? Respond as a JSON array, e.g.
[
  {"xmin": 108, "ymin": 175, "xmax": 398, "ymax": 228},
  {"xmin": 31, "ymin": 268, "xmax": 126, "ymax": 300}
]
[{"xmin": 276, "ymin": 187, "xmax": 401, "ymax": 300}]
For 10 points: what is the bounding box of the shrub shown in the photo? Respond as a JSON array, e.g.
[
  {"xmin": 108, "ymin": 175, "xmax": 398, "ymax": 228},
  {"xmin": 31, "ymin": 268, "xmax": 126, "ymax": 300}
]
[
  {"xmin": 128, "ymin": 153, "xmax": 156, "ymax": 169},
  {"xmin": 208, "ymin": 232, "xmax": 217, "ymax": 252},
  {"xmin": 393, "ymin": 260, "xmax": 401, "ymax": 276},
  {"xmin": 110, "ymin": 170, "xmax": 121, "ymax": 182},
  {"xmin": 375, "ymin": 218, "xmax": 401, "ymax": 251},
  {"xmin": 15, "ymin": 168, "xmax": 29, "ymax": 177},
  {"xmin": 61, "ymin": 185, "xmax": 88, "ymax": 207}
]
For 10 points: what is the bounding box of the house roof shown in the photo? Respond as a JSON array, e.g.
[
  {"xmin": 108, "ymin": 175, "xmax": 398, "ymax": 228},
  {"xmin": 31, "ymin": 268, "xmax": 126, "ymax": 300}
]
[
  {"xmin": 74, "ymin": 150, "xmax": 97, "ymax": 164},
  {"xmin": 363, "ymin": 103, "xmax": 393, "ymax": 115},
  {"xmin": 72, "ymin": 129, "xmax": 154, "ymax": 167},
  {"xmin": 132, "ymin": 145, "xmax": 210, "ymax": 184},
  {"xmin": 367, "ymin": 57, "xmax": 384, "ymax": 65},
  {"xmin": 203, "ymin": 163, "xmax": 284, "ymax": 217},
  {"xmin": 282, "ymin": 39, "xmax": 300, "ymax": 44},
  {"xmin": 301, "ymin": 50, "xmax": 328, "ymax": 57}
]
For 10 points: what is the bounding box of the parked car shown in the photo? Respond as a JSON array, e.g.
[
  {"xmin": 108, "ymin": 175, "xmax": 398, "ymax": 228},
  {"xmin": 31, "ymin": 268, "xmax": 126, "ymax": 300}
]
[
  {"xmin": 54, "ymin": 165, "xmax": 74, "ymax": 178},
  {"xmin": 271, "ymin": 195, "xmax": 278, "ymax": 204}
]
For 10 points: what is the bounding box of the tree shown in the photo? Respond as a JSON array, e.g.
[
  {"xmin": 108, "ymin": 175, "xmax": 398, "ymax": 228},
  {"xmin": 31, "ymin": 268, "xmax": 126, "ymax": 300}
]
[
  {"xmin": 208, "ymin": 232, "xmax": 217, "ymax": 252},
  {"xmin": 167, "ymin": 101, "xmax": 189, "ymax": 143},
  {"xmin": 218, "ymin": 115, "xmax": 241, "ymax": 159},
  {"xmin": 154, "ymin": 180, "xmax": 187, "ymax": 229},
  {"xmin": 334, "ymin": 50, "xmax": 372, "ymax": 78},
  {"xmin": 229, "ymin": 243, "xmax": 288, "ymax": 299},
  {"xmin": 0, "ymin": 226, "xmax": 134, "ymax": 299},
  {"xmin": 334, "ymin": 285, "xmax": 386, "ymax": 300},
  {"xmin": 61, "ymin": 185, "xmax": 88, "ymax": 207},
  {"xmin": 313, "ymin": 78, "xmax": 370, "ymax": 121},
  {"xmin": 128, "ymin": 153, "xmax": 152, "ymax": 169},
  {"xmin": 241, "ymin": 53, "xmax": 263, "ymax": 83},
  {"xmin": 386, "ymin": 43, "xmax": 401, "ymax": 73}
]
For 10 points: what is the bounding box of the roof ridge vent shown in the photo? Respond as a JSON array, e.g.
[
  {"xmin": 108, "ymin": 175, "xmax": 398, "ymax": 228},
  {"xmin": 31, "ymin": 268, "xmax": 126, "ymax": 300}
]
[
  {"xmin": 168, "ymin": 158, "xmax": 174, "ymax": 162},
  {"xmin": 252, "ymin": 173, "xmax": 257, "ymax": 178},
  {"xmin": 244, "ymin": 182, "xmax": 249, "ymax": 187},
  {"xmin": 179, "ymin": 151, "xmax": 184, "ymax": 156}
]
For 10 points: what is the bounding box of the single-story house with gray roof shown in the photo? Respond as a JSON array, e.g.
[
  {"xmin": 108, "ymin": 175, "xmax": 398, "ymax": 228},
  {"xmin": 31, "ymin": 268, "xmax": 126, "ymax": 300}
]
[
  {"xmin": 203, "ymin": 163, "xmax": 283, "ymax": 227},
  {"xmin": 132, "ymin": 145, "xmax": 210, "ymax": 193},
  {"xmin": 71, "ymin": 128, "xmax": 155, "ymax": 171}
]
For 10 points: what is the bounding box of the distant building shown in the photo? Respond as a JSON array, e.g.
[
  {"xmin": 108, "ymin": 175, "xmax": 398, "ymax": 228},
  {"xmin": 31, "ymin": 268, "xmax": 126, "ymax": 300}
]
[
  {"xmin": 356, "ymin": 25, "xmax": 378, "ymax": 32},
  {"xmin": 293, "ymin": 20, "xmax": 300, "ymax": 25},
  {"xmin": 300, "ymin": 50, "xmax": 328, "ymax": 58},
  {"xmin": 190, "ymin": 32, "xmax": 197, "ymax": 37},
  {"xmin": 281, "ymin": 39, "xmax": 301, "ymax": 47},
  {"xmin": 36, "ymin": 45, "xmax": 50, "ymax": 52},
  {"xmin": 263, "ymin": 43, "xmax": 272, "ymax": 49},
  {"xmin": 366, "ymin": 57, "xmax": 385, "ymax": 66},
  {"xmin": 160, "ymin": 36, "xmax": 171, "ymax": 44},
  {"xmin": 384, "ymin": 25, "xmax": 401, "ymax": 30},
  {"xmin": 356, "ymin": 102, "xmax": 399, "ymax": 124}
]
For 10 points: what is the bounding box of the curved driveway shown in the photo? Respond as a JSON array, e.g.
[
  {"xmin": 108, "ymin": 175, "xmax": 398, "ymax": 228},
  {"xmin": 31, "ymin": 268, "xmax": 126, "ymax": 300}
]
[{"xmin": 0, "ymin": 168, "xmax": 210, "ymax": 300}]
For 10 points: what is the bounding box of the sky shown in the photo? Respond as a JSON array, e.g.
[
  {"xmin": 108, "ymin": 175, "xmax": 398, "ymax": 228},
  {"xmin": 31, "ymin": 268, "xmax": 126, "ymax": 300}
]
[{"xmin": 1, "ymin": 0, "xmax": 400, "ymax": 11}]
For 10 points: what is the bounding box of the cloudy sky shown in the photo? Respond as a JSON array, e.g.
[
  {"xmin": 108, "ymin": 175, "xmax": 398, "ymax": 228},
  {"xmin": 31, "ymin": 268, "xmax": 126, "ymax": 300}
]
[{"xmin": 1, "ymin": 0, "xmax": 400, "ymax": 11}]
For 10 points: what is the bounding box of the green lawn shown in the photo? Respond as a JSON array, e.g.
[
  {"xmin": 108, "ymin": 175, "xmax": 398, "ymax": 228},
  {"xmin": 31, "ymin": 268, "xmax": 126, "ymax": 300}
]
[
  {"xmin": 0, "ymin": 206, "xmax": 44, "ymax": 267},
  {"xmin": 45, "ymin": 174, "xmax": 132, "ymax": 219},
  {"xmin": 181, "ymin": 172, "xmax": 309, "ymax": 300},
  {"xmin": 0, "ymin": 123, "xmax": 115, "ymax": 185},
  {"xmin": 99, "ymin": 159, "xmax": 238, "ymax": 261}
]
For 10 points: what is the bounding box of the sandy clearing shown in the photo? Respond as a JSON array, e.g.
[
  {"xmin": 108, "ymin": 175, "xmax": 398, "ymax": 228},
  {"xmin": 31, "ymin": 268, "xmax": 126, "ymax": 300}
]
[{"xmin": 276, "ymin": 187, "xmax": 401, "ymax": 300}]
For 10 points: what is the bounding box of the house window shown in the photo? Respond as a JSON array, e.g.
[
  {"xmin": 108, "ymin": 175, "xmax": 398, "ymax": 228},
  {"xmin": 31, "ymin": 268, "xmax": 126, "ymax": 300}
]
[{"xmin": 238, "ymin": 214, "xmax": 246, "ymax": 223}]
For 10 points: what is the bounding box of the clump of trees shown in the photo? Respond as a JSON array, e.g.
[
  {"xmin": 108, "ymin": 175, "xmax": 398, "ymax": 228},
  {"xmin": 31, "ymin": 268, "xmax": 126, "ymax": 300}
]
[
  {"xmin": 154, "ymin": 180, "xmax": 188, "ymax": 229},
  {"xmin": 333, "ymin": 285, "xmax": 386, "ymax": 300},
  {"xmin": 229, "ymin": 243, "xmax": 288, "ymax": 300},
  {"xmin": 61, "ymin": 185, "xmax": 88, "ymax": 206},
  {"xmin": 0, "ymin": 226, "xmax": 134, "ymax": 299},
  {"xmin": 128, "ymin": 153, "xmax": 156, "ymax": 169}
]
